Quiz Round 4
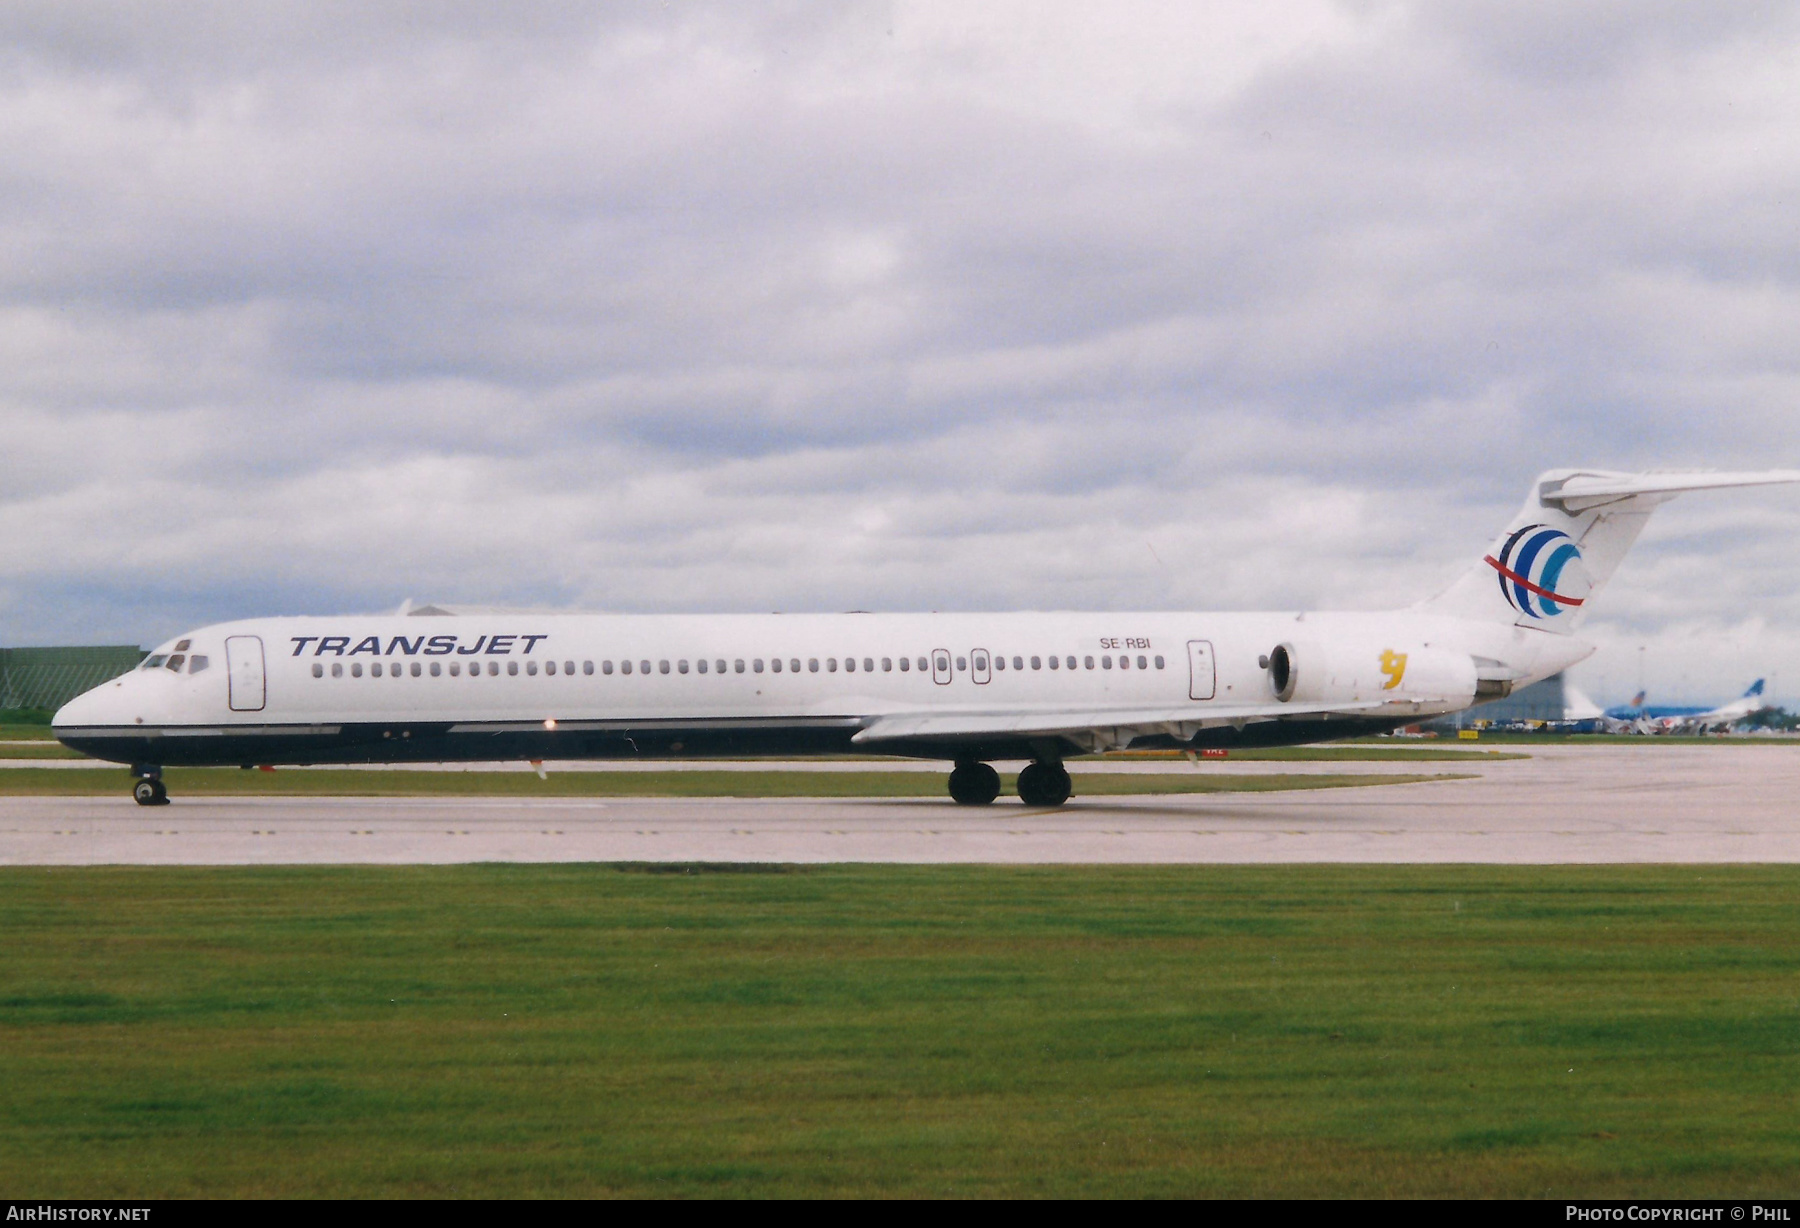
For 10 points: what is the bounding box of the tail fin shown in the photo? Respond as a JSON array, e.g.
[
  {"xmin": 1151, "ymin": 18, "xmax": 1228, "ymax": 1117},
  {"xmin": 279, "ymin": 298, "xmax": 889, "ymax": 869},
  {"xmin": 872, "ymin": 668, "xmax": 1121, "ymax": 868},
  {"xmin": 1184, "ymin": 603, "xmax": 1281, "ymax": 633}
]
[
  {"xmin": 1746, "ymin": 679, "xmax": 1766, "ymax": 698},
  {"xmin": 1629, "ymin": 690, "xmax": 1646, "ymax": 708},
  {"xmin": 1419, "ymin": 469, "xmax": 1800, "ymax": 631}
]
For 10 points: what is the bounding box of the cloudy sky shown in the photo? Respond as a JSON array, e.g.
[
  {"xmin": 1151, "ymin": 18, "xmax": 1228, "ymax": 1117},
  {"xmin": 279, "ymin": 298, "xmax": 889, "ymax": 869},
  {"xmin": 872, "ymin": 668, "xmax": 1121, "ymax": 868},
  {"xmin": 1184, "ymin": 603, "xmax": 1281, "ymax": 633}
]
[{"xmin": 3, "ymin": 1, "xmax": 1798, "ymax": 705}]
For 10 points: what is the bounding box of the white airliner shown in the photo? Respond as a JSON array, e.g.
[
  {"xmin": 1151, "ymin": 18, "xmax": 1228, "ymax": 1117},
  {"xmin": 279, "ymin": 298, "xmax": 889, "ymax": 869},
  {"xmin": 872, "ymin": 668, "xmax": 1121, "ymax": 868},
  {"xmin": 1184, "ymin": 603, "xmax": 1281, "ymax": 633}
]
[{"xmin": 53, "ymin": 468, "xmax": 1800, "ymax": 807}]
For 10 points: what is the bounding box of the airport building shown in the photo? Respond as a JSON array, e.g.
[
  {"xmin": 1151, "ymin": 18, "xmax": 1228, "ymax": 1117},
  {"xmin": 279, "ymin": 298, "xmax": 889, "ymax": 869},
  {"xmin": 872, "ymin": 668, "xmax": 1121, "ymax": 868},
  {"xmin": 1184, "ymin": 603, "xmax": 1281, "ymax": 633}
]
[
  {"xmin": 1424, "ymin": 673, "xmax": 1589, "ymax": 731},
  {"xmin": 0, "ymin": 646, "xmax": 146, "ymax": 715}
]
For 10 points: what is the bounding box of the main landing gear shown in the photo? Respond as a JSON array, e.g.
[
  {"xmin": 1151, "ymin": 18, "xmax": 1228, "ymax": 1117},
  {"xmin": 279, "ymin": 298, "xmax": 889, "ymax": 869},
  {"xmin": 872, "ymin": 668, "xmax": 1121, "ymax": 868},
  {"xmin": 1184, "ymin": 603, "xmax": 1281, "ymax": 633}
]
[
  {"xmin": 1016, "ymin": 760, "xmax": 1071, "ymax": 807},
  {"xmin": 946, "ymin": 758, "xmax": 1073, "ymax": 807},
  {"xmin": 131, "ymin": 766, "xmax": 168, "ymax": 806},
  {"xmin": 948, "ymin": 760, "xmax": 1001, "ymax": 805}
]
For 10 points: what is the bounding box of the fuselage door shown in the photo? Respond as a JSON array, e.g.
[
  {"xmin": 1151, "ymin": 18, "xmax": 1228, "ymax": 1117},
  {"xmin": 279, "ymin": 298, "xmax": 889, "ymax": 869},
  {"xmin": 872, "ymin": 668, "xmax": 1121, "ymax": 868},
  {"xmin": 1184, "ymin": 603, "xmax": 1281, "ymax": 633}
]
[
  {"xmin": 971, "ymin": 649, "xmax": 991, "ymax": 684},
  {"xmin": 1186, "ymin": 639, "xmax": 1217, "ymax": 701},
  {"xmin": 226, "ymin": 635, "xmax": 267, "ymax": 712},
  {"xmin": 932, "ymin": 649, "xmax": 952, "ymax": 685}
]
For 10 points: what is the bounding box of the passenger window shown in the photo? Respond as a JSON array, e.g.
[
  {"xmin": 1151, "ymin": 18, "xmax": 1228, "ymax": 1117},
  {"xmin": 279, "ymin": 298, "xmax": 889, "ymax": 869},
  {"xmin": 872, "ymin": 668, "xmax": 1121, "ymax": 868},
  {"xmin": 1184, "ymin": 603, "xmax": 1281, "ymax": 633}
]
[
  {"xmin": 604, "ymin": 661, "xmax": 615, "ymax": 675},
  {"xmin": 527, "ymin": 661, "xmax": 539, "ymax": 676},
  {"xmin": 312, "ymin": 663, "xmax": 323, "ymax": 678},
  {"xmin": 754, "ymin": 659, "xmax": 764, "ymax": 673},
  {"xmin": 1104, "ymin": 655, "xmax": 1113, "ymax": 669},
  {"xmin": 585, "ymin": 661, "xmax": 595, "ymax": 675},
  {"xmin": 565, "ymin": 661, "xmax": 575, "ymax": 675},
  {"xmin": 1067, "ymin": 656, "xmax": 1077, "ymax": 670},
  {"xmin": 1031, "ymin": 656, "xmax": 1041, "ymax": 670},
  {"xmin": 771, "ymin": 658, "xmax": 782, "ymax": 673},
  {"xmin": 430, "ymin": 662, "xmax": 442, "ymax": 676},
  {"xmin": 372, "ymin": 662, "xmax": 383, "ymax": 677},
  {"xmin": 657, "ymin": 660, "xmax": 668, "ymax": 675},
  {"xmin": 545, "ymin": 661, "xmax": 556, "ymax": 676},
  {"xmin": 144, "ymin": 655, "xmax": 167, "ymax": 670},
  {"xmin": 956, "ymin": 656, "xmax": 967, "ymax": 671},
  {"xmin": 809, "ymin": 659, "xmax": 820, "ymax": 673},
  {"xmin": 332, "ymin": 663, "xmax": 344, "ymax": 678},
  {"xmin": 826, "ymin": 658, "xmax": 836, "ymax": 672},
  {"xmin": 882, "ymin": 657, "xmax": 892, "ymax": 672},
  {"xmin": 899, "ymin": 657, "xmax": 909, "ymax": 671},
  {"xmin": 1085, "ymin": 656, "xmax": 1095, "ymax": 670},
  {"xmin": 508, "ymin": 661, "xmax": 519, "ymax": 676},
  {"xmin": 642, "ymin": 660, "xmax": 652, "ymax": 675},
  {"xmin": 351, "ymin": 662, "xmax": 362, "ymax": 677},
  {"xmin": 1138, "ymin": 655, "xmax": 1148, "ymax": 670},
  {"xmin": 412, "ymin": 662, "xmax": 423, "ymax": 677},
  {"xmin": 718, "ymin": 659, "xmax": 728, "ymax": 674},
  {"xmin": 735, "ymin": 659, "xmax": 745, "ymax": 674},
  {"xmin": 864, "ymin": 658, "xmax": 874, "ymax": 672},
  {"xmin": 1155, "ymin": 655, "xmax": 1164, "ymax": 669},
  {"xmin": 791, "ymin": 658, "xmax": 801, "ymax": 673},
  {"xmin": 843, "ymin": 657, "xmax": 854, "ymax": 672},
  {"xmin": 189, "ymin": 655, "xmax": 209, "ymax": 673},
  {"xmin": 166, "ymin": 654, "xmax": 185, "ymax": 671},
  {"xmin": 678, "ymin": 660, "xmax": 688, "ymax": 674},
  {"xmin": 1048, "ymin": 655, "xmax": 1058, "ymax": 669},
  {"xmin": 697, "ymin": 659, "xmax": 707, "ymax": 674},
  {"xmin": 448, "ymin": 662, "xmax": 459, "ymax": 676},
  {"xmin": 621, "ymin": 660, "xmax": 632, "ymax": 675},
  {"xmin": 485, "ymin": 661, "xmax": 497, "ymax": 676},
  {"xmin": 917, "ymin": 657, "xmax": 928, "ymax": 672},
  {"xmin": 994, "ymin": 656, "xmax": 1005, "ymax": 670},
  {"xmin": 1013, "ymin": 656, "xmax": 1023, "ymax": 671}
]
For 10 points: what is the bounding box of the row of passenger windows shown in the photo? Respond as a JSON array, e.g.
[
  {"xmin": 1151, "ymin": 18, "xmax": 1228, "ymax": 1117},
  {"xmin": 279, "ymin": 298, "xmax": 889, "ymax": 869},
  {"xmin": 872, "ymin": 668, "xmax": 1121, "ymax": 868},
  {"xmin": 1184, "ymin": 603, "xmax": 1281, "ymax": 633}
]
[{"xmin": 310, "ymin": 653, "xmax": 1167, "ymax": 679}]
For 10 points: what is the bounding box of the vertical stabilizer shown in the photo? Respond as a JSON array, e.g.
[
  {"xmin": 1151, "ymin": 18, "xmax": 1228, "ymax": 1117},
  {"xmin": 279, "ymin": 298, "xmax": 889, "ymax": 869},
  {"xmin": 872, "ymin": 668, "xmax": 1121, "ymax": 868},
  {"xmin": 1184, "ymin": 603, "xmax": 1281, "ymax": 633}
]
[{"xmin": 1418, "ymin": 468, "xmax": 1800, "ymax": 631}]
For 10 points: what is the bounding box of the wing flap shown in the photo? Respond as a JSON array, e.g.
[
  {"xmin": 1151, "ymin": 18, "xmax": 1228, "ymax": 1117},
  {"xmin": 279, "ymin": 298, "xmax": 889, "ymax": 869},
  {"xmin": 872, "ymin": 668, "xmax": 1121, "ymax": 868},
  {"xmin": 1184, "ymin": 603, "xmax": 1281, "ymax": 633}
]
[{"xmin": 852, "ymin": 699, "xmax": 1393, "ymax": 745}]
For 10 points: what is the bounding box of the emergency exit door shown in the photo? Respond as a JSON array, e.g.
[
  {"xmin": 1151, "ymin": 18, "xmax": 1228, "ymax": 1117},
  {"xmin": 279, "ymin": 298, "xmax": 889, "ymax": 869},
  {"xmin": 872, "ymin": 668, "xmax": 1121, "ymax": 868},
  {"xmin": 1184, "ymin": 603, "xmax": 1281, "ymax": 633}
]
[
  {"xmin": 226, "ymin": 635, "xmax": 266, "ymax": 712},
  {"xmin": 1186, "ymin": 639, "xmax": 1216, "ymax": 701}
]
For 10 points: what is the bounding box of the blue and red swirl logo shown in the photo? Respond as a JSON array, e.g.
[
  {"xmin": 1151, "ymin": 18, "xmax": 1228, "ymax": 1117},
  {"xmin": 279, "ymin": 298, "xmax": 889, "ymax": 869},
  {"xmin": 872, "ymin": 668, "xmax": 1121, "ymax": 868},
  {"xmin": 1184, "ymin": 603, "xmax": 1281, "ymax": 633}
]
[{"xmin": 1485, "ymin": 524, "xmax": 1590, "ymax": 618}]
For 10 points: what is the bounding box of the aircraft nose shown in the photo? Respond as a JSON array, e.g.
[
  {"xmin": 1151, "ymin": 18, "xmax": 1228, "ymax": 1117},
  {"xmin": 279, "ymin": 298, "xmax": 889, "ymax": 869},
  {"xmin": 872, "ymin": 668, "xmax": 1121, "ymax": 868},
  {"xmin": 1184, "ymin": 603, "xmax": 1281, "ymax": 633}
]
[{"xmin": 53, "ymin": 676, "xmax": 134, "ymax": 731}]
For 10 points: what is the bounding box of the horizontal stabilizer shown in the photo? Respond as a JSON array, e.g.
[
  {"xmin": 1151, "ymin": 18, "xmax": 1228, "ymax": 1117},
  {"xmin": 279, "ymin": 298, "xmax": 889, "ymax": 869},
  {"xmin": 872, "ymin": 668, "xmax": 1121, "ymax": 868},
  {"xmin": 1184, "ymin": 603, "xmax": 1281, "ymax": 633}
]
[
  {"xmin": 852, "ymin": 699, "xmax": 1393, "ymax": 745},
  {"xmin": 1546, "ymin": 470, "xmax": 1800, "ymax": 513}
]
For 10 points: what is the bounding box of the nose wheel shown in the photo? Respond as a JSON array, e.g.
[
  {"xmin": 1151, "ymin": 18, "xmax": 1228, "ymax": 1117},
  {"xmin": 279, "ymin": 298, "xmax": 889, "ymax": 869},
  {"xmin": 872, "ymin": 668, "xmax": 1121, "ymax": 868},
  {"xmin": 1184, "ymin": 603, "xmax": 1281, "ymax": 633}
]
[
  {"xmin": 1017, "ymin": 760, "xmax": 1071, "ymax": 807},
  {"xmin": 131, "ymin": 768, "xmax": 169, "ymax": 806},
  {"xmin": 947, "ymin": 760, "xmax": 1001, "ymax": 805}
]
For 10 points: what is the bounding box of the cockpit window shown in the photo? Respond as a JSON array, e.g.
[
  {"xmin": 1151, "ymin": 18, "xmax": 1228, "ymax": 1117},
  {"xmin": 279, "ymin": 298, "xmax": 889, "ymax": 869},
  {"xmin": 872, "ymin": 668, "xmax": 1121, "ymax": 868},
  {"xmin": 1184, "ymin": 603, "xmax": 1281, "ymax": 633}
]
[
  {"xmin": 175, "ymin": 639, "xmax": 191, "ymax": 652},
  {"xmin": 166, "ymin": 654, "xmax": 186, "ymax": 671},
  {"xmin": 188, "ymin": 655, "xmax": 209, "ymax": 673},
  {"xmin": 143, "ymin": 655, "xmax": 167, "ymax": 669}
]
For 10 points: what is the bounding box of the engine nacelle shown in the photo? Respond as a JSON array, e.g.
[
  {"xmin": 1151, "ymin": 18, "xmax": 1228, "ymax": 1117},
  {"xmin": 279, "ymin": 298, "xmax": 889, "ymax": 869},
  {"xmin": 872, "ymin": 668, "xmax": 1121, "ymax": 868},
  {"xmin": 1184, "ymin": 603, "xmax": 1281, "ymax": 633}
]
[{"xmin": 1266, "ymin": 640, "xmax": 1477, "ymax": 711}]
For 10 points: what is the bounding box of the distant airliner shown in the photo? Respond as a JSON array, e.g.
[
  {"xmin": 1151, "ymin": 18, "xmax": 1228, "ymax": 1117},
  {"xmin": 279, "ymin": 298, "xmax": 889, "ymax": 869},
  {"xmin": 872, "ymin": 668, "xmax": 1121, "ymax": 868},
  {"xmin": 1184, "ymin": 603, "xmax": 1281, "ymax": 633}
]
[
  {"xmin": 1605, "ymin": 679, "xmax": 1773, "ymax": 733},
  {"xmin": 53, "ymin": 468, "xmax": 1800, "ymax": 807}
]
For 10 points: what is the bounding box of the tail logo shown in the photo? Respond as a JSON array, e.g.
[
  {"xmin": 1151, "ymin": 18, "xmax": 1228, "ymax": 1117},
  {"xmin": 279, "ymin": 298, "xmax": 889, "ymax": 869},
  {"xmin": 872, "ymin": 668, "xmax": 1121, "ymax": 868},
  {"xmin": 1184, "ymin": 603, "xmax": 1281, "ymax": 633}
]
[{"xmin": 1485, "ymin": 525, "xmax": 1591, "ymax": 618}]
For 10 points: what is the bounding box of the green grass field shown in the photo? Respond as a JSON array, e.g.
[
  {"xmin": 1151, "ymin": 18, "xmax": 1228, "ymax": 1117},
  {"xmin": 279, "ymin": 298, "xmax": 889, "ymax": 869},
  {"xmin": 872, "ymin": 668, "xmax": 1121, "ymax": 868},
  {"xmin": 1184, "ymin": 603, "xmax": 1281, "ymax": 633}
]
[
  {"xmin": 0, "ymin": 766, "xmax": 1467, "ymax": 797},
  {"xmin": 1, "ymin": 864, "xmax": 1796, "ymax": 1197}
]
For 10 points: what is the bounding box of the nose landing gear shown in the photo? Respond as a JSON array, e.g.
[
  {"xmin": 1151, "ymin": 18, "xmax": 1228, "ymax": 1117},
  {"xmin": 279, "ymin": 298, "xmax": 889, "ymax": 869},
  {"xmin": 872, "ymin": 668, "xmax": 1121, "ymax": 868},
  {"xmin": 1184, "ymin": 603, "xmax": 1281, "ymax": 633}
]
[
  {"xmin": 947, "ymin": 760, "xmax": 1001, "ymax": 805},
  {"xmin": 131, "ymin": 766, "xmax": 168, "ymax": 806}
]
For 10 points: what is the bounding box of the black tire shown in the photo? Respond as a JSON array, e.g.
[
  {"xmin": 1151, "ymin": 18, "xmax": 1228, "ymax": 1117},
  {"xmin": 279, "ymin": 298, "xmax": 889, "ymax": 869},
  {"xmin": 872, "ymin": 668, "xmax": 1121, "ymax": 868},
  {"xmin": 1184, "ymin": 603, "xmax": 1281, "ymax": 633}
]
[
  {"xmin": 1017, "ymin": 761, "xmax": 1071, "ymax": 807},
  {"xmin": 132, "ymin": 779, "xmax": 168, "ymax": 807},
  {"xmin": 947, "ymin": 761, "xmax": 1001, "ymax": 805}
]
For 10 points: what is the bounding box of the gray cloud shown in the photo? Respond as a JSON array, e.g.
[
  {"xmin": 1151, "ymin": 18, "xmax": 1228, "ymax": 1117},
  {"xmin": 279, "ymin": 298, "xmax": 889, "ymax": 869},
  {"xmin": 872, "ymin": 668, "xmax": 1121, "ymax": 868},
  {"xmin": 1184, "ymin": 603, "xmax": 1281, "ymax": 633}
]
[{"xmin": 2, "ymin": 1, "xmax": 1798, "ymax": 706}]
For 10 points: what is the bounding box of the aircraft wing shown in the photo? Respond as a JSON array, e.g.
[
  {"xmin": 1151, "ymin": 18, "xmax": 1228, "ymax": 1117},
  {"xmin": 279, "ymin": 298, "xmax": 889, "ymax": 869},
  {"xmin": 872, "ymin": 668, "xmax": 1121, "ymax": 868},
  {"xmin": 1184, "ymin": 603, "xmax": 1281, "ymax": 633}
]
[{"xmin": 852, "ymin": 699, "xmax": 1394, "ymax": 746}]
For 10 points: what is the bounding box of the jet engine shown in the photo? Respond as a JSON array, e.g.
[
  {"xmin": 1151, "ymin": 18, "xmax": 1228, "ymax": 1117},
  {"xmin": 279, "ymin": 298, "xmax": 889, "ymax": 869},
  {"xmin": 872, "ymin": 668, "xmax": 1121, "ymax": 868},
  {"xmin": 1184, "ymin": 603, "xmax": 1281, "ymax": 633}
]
[{"xmin": 1266, "ymin": 640, "xmax": 1478, "ymax": 710}]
